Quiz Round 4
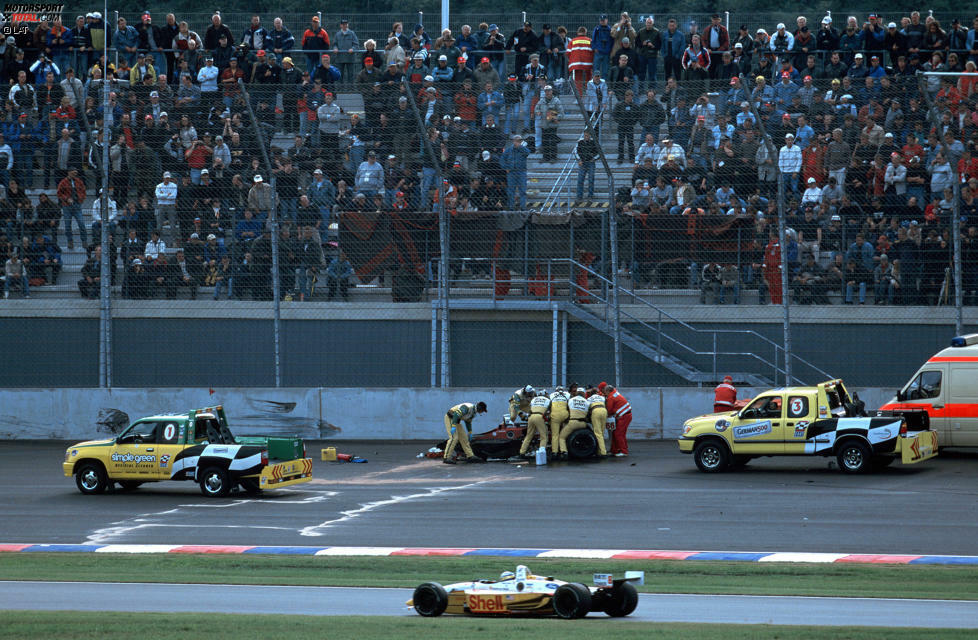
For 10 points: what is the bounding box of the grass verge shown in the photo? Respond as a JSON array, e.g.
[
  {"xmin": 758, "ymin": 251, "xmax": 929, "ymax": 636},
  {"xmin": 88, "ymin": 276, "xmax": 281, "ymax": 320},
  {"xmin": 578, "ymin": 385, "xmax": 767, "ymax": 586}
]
[
  {"xmin": 1, "ymin": 612, "xmax": 974, "ymax": 640},
  {"xmin": 1, "ymin": 553, "xmax": 977, "ymax": 599}
]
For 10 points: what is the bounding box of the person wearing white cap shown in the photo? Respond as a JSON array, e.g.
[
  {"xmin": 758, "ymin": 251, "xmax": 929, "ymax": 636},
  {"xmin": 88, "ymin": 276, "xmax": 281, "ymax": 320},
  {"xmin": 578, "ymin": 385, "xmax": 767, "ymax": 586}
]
[
  {"xmin": 534, "ymin": 83, "xmax": 563, "ymax": 161},
  {"xmin": 817, "ymin": 15, "xmax": 840, "ymax": 54},
  {"xmin": 154, "ymin": 171, "xmax": 179, "ymax": 243},
  {"xmin": 801, "ymin": 176, "xmax": 822, "ymax": 205},
  {"xmin": 248, "ymin": 174, "xmax": 276, "ymax": 221},
  {"xmin": 770, "ymin": 22, "xmax": 793, "ymax": 54},
  {"xmin": 778, "ymin": 133, "xmax": 802, "ymax": 197}
]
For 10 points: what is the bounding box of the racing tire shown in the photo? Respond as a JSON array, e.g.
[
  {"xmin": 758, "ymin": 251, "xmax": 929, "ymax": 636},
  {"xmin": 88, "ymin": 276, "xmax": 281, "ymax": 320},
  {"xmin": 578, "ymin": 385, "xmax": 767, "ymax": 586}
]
[
  {"xmin": 836, "ymin": 440, "xmax": 872, "ymax": 474},
  {"xmin": 603, "ymin": 581, "xmax": 639, "ymax": 617},
  {"xmin": 238, "ymin": 478, "xmax": 263, "ymax": 495},
  {"xmin": 198, "ymin": 466, "xmax": 232, "ymax": 498},
  {"xmin": 693, "ymin": 439, "xmax": 730, "ymax": 473},
  {"xmin": 730, "ymin": 455, "xmax": 752, "ymax": 469},
  {"xmin": 412, "ymin": 582, "xmax": 448, "ymax": 617},
  {"xmin": 567, "ymin": 429, "xmax": 598, "ymax": 459},
  {"xmin": 118, "ymin": 481, "xmax": 143, "ymax": 491},
  {"xmin": 871, "ymin": 455, "xmax": 896, "ymax": 470},
  {"xmin": 552, "ymin": 582, "xmax": 592, "ymax": 619},
  {"xmin": 75, "ymin": 462, "xmax": 109, "ymax": 495}
]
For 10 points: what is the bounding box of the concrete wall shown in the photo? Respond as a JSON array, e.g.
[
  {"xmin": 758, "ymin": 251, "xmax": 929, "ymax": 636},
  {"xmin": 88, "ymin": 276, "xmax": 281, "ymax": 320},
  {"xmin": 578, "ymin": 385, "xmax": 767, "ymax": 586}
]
[{"xmin": 0, "ymin": 386, "xmax": 894, "ymax": 441}]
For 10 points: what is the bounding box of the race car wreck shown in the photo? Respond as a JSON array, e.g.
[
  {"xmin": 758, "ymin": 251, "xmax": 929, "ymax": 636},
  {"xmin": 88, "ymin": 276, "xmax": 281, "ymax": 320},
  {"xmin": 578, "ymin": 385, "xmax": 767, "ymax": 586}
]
[{"xmin": 438, "ymin": 416, "xmax": 600, "ymax": 461}]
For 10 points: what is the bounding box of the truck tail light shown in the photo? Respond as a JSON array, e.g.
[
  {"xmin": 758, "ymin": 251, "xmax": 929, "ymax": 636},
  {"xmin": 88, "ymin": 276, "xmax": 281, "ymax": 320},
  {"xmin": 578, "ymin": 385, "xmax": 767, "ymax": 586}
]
[
  {"xmin": 303, "ymin": 442, "xmax": 307, "ymax": 458},
  {"xmin": 899, "ymin": 421, "xmax": 907, "ymax": 437},
  {"xmin": 261, "ymin": 449, "xmax": 268, "ymax": 466}
]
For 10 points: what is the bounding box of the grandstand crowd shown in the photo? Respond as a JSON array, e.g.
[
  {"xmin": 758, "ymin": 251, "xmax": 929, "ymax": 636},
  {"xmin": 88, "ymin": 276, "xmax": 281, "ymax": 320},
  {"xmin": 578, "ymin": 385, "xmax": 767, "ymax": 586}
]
[{"xmin": 0, "ymin": 9, "xmax": 976, "ymax": 304}]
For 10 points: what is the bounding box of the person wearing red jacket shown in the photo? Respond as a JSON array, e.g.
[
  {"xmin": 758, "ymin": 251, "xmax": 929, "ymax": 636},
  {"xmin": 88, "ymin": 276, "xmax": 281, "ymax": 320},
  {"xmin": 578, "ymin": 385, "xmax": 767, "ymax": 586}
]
[
  {"xmin": 701, "ymin": 14, "xmax": 729, "ymax": 79},
  {"xmin": 567, "ymin": 27, "xmax": 594, "ymax": 95},
  {"xmin": 57, "ymin": 168, "xmax": 87, "ymax": 248},
  {"xmin": 301, "ymin": 16, "xmax": 330, "ymax": 74},
  {"xmin": 600, "ymin": 381, "xmax": 631, "ymax": 457},
  {"xmin": 713, "ymin": 375, "xmax": 737, "ymax": 413}
]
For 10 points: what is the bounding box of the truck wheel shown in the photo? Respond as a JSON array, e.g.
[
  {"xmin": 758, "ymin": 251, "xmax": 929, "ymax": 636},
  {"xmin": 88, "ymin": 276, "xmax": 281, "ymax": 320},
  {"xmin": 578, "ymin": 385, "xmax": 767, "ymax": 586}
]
[
  {"xmin": 238, "ymin": 478, "xmax": 262, "ymax": 495},
  {"xmin": 693, "ymin": 440, "xmax": 730, "ymax": 472},
  {"xmin": 412, "ymin": 582, "xmax": 448, "ymax": 617},
  {"xmin": 118, "ymin": 481, "xmax": 142, "ymax": 491},
  {"xmin": 75, "ymin": 462, "xmax": 108, "ymax": 495},
  {"xmin": 567, "ymin": 429, "xmax": 597, "ymax": 459},
  {"xmin": 603, "ymin": 581, "xmax": 638, "ymax": 617},
  {"xmin": 199, "ymin": 466, "xmax": 231, "ymax": 497},
  {"xmin": 836, "ymin": 440, "xmax": 872, "ymax": 474},
  {"xmin": 552, "ymin": 583, "xmax": 592, "ymax": 619}
]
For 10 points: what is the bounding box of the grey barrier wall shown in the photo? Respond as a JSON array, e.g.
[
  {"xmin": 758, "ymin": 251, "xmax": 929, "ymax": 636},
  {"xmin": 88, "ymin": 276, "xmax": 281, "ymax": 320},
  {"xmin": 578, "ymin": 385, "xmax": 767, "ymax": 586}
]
[
  {"xmin": 0, "ymin": 308, "xmax": 973, "ymax": 389},
  {"xmin": 0, "ymin": 386, "xmax": 895, "ymax": 441}
]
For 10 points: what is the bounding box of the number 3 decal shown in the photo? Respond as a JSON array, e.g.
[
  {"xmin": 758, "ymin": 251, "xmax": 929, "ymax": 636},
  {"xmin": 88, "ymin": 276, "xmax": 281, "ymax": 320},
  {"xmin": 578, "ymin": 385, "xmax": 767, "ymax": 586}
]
[{"xmin": 789, "ymin": 398, "xmax": 805, "ymax": 417}]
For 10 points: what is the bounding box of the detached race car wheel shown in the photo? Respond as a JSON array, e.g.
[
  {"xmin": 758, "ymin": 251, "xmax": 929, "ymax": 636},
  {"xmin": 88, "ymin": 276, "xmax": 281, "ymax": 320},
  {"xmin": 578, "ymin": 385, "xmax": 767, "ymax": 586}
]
[
  {"xmin": 872, "ymin": 455, "xmax": 896, "ymax": 469},
  {"xmin": 412, "ymin": 582, "xmax": 448, "ymax": 617},
  {"xmin": 552, "ymin": 582, "xmax": 592, "ymax": 619},
  {"xmin": 603, "ymin": 581, "xmax": 639, "ymax": 617},
  {"xmin": 567, "ymin": 428, "xmax": 598, "ymax": 459},
  {"xmin": 238, "ymin": 478, "xmax": 262, "ymax": 495},
  {"xmin": 75, "ymin": 462, "xmax": 109, "ymax": 495},
  {"xmin": 199, "ymin": 466, "xmax": 231, "ymax": 497},
  {"xmin": 693, "ymin": 440, "xmax": 730, "ymax": 472},
  {"xmin": 836, "ymin": 440, "xmax": 872, "ymax": 474}
]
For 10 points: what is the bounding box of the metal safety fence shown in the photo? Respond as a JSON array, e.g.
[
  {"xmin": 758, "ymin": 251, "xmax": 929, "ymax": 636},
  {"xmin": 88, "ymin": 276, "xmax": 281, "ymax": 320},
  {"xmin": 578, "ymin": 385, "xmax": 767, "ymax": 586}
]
[{"xmin": 0, "ymin": 6, "xmax": 976, "ymax": 391}]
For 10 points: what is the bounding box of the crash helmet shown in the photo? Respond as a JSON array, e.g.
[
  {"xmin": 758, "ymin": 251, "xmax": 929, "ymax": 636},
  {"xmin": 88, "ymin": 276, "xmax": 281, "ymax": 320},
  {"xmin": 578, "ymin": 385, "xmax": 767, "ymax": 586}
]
[
  {"xmin": 554, "ymin": 385, "xmax": 565, "ymax": 393},
  {"xmin": 476, "ymin": 401, "xmax": 488, "ymax": 413},
  {"xmin": 499, "ymin": 571, "xmax": 515, "ymax": 580},
  {"xmin": 522, "ymin": 384, "xmax": 535, "ymax": 396},
  {"xmin": 538, "ymin": 389, "xmax": 548, "ymax": 397}
]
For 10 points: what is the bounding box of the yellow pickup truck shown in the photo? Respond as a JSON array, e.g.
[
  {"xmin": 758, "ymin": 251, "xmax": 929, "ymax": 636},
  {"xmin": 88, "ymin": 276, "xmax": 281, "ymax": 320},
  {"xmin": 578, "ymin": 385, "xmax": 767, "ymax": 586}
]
[
  {"xmin": 678, "ymin": 380, "xmax": 938, "ymax": 473},
  {"xmin": 64, "ymin": 406, "xmax": 313, "ymax": 497}
]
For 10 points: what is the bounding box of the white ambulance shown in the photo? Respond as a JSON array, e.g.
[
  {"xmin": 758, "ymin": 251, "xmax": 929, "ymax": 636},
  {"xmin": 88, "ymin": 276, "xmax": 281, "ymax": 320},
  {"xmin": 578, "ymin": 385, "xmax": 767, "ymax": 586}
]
[{"xmin": 878, "ymin": 334, "xmax": 978, "ymax": 447}]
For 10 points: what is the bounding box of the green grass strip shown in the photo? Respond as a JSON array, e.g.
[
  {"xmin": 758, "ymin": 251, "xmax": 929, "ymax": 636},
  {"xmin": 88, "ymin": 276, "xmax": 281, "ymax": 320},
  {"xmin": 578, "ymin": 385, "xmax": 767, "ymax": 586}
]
[
  {"xmin": 0, "ymin": 611, "xmax": 974, "ymax": 640},
  {"xmin": 1, "ymin": 553, "xmax": 977, "ymax": 600}
]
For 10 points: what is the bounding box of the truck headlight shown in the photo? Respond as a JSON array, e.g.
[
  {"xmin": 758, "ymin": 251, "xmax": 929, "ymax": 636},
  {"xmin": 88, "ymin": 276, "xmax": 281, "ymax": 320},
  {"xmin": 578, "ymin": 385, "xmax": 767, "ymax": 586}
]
[{"xmin": 682, "ymin": 424, "xmax": 692, "ymax": 435}]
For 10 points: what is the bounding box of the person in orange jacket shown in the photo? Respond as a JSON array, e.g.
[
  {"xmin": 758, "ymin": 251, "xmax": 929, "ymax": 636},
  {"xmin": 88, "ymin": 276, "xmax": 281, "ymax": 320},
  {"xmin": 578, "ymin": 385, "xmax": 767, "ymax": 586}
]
[
  {"xmin": 599, "ymin": 381, "xmax": 631, "ymax": 457},
  {"xmin": 763, "ymin": 230, "xmax": 782, "ymax": 304},
  {"xmin": 713, "ymin": 375, "xmax": 737, "ymax": 413}
]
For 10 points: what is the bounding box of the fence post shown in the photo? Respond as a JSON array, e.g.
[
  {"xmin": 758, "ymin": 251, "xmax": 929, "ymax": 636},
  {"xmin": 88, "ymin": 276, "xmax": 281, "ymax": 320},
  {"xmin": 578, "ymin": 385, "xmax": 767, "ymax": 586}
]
[
  {"xmin": 743, "ymin": 74, "xmax": 791, "ymax": 384},
  {"xmin": 98, "ymin": 4, "xmax": 112, "ymax": 388},
  {"xmin": 238, "ymin": 79, "xmax": 282, "ymax": 387},
  {"xmin": 552, "ymin": 304, "xmax": 559, "ymax": 388}
]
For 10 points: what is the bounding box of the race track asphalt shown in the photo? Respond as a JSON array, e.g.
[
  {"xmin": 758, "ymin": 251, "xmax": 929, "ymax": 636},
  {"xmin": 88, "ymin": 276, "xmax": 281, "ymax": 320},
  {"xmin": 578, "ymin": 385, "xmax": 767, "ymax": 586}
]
[
  {"xmin": 1, "ymin": 441, "xmax": 977, "ymax": 555},
  {"xmin": 2, "ymin": 581, "xmax": 976, "ymax": 628}
]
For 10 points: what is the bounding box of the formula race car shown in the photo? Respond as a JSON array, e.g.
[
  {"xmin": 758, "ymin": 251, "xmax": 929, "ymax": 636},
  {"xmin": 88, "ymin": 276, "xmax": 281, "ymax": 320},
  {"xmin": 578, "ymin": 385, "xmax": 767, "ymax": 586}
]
[
  {"xmin": 408, "ymin": 565, "xmax": 639, "ymax": 619},
  {"xmin": 440, "ymin": 416, "xmax": 602, "ymax": 461},
  {"xmin": 678, "ymin": 379, "xmax": 938, "ymax": 473}
]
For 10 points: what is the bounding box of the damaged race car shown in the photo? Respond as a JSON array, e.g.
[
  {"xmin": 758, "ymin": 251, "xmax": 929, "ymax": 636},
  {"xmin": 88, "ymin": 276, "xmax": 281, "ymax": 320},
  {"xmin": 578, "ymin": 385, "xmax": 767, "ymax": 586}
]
[
  {"xmin": 437, "ymin": 416, "xmax": 601, "ymax": 461},
  {"xmin": 408, "ymin": 564, "xmax": 639, "ymax": 619}
]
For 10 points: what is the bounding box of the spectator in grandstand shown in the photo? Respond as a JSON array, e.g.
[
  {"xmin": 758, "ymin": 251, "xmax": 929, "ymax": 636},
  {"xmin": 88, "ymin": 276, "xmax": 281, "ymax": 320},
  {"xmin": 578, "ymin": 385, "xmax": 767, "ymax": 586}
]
[
  {"xmin": 77, "ymin": 243, "xmax": 104, "ymax": 299},
  {"xmin": 325, "ymin": 250, "xmax": 354, "ymax": 300},
  {"xmin": 501, "ymin": 134, "xmax": 530, "ymax": 210}
]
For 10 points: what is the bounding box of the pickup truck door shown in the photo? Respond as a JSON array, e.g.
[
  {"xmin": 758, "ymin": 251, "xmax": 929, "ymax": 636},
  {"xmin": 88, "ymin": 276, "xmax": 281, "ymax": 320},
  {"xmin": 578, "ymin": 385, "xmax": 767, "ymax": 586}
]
[
  {"xmin": 899, "ymin": 365, "xmax": 949, "ymax": 445},
  {"xmin": 783, "ymin": 393, "xmax": 817, "ymax": 454},
  {"xmin": 731, "ymin": 394, "xmax": 786, "ymax": 454},
  {"xmin": 153, "ymin": 420, "xmax": 186, "ymax": 480},
  {"xmin": 109, "ymin": 421, "xmax": 164, "ymax": 479}
]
